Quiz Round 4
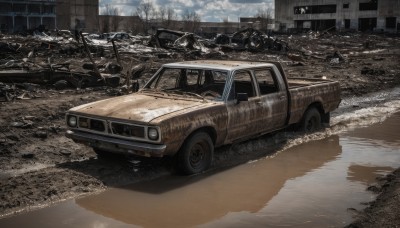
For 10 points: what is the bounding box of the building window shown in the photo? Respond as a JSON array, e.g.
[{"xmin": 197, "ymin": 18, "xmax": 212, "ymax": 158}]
[
  {"xmin": 386, "ymin": 17, "xmax": 396, "ymax": 28},
  {"xmin": 28, "ymin": 4, "xmax": 41, "ymax": 14},
  {"xmin": 13, "ymin": 4, "xmax": 26, "ymax": 13},
  {"xmin": 345, "ymin": 19, "xmax": 350, "ymax": 29},
  {"xmin": 359, "ymin": 18, "xmax": 377, "ymax": 31},
  {"xmin": 43, "ymin": 5, "xmax": 55, "ymax": 14},
  {"xmin": 359, "ymin": 0, "xmax": 378, "ymax": 11},
  {"xmin": 343, "ymin": 3, "xmax": 349, "ymax": 9},
  {"xmin": 294, "ymin": 5, "xmax": 336, "ymax": 14}
]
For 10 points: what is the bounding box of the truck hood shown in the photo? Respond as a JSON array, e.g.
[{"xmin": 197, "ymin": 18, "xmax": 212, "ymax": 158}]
[{"xmin": 69, "ymin": 94, "xmax": 205, "ymax": 123}]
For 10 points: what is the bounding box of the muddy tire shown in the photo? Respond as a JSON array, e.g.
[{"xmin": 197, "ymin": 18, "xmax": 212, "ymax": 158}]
[
  {"xmin": 177, "ymin": 132, "xmax": 214, "ymax": 175},
  {"xmin": 300, "ymin": 107, "xmax": 322, "ymax": 133}
]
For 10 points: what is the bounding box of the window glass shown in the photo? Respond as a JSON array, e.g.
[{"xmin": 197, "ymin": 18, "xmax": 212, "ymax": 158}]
[
  {"xmin": 146, "ymin": 68, "xmax": 228, "ymax": 101},
  {"xmin": 254, "ymin": 69, "xmax": 278, "ymax": 95},
  {"xmin": 386, "ymin": 17, "xmax": 396, "ymax": 29},
  {"xmin": 359, "ymin": 0, "xmax": 378, "ymax": 11},
  {"xmin": 186, "ymin": 69, "xmax": 202, "ymax": 86},
  {"xmin": 230, "ymin": 70, "xmax": 255, "ymax": 99},
  {"xmin": 200, "ymin": 70, "xmax": 227, "ymax": 100},
  {"xmin": 148, "ymin": 68, "xmax": 181, "ymax": 90},
  {"xmin": 294, "ymin": 5, "xmax": 336, "ymax": 14},
  {"xmin": 213, "ymin": 71, "xmax": 227, "ymax": 82}
]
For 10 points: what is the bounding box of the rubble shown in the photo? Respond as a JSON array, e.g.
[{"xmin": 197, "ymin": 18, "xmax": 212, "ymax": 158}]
[
  {"xmin": 2, "ymin": 28, "xmax": 291, "ymax": 97},
  {"xmin": 0, "ymin": 29, "xmax": 399, "ymax": 102}
]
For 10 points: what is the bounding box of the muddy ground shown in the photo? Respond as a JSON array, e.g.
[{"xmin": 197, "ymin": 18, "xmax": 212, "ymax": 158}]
[
  {"xmin": 346, "ymin": 168, "xmax": 400, "ymax": 228},
  {"xmin": 0, "ymin": 33, "xmax": 400, "ymax": 227}
]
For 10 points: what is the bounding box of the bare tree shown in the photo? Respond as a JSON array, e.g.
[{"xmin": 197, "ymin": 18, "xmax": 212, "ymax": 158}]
[
  {"xmin": 166, "ymin": 7, "xmax": 177, "ymax": 29},
  {"xmin": 111, "ymin": 9, "xmax": 123, "ymax": 32},
  {"xmin": 181, "ymin": 9, "xmax": 201, "ymax": 33},
  {"xmin": 136, "ymin": 0, "xmax": 154, "ymax": 34},
  {"xmin": 223, "ymin": 18, "xmax": 229, "ymax": 33},
  {"xmin": 158, "ymin": 6, "xmax": 166, "ymax": 24},
  {"xmin": 129, "ymin": 12, "xmax": 143, "ymax": 34},
  {"xmin": 101, "ymin": 4, "xmax": 123, "ymax": 32},
  {"xmin": 100, "ymin": 6, "xmax": 110, "ymax": 33},
  {"xmin": 255, "ymin": 7, "xmax": 272, "ymax": 32}
]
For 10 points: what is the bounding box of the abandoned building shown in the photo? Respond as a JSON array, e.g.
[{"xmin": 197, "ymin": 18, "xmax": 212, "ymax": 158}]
[
  {"xmin": 0, "ymin": 0, "xmax": 57, "ymax": 32},
  {"xmin": 275, "ymin": 0, "xmax": 400, "ymax": 32},
  {"xmin": 0, "ymin": 0, "xmax": 99, "ymax": 33},
  {"xmin": 56, "ymin": 0, "xmax": 99, "ymax": 33}
]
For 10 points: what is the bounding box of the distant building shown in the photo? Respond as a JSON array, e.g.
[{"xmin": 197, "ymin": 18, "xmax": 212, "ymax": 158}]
[
  {"xmin": 275, "ymin": 0, "xmax": 400, "ymax": 32},
  {"xmin": 0, "ymin": 0, "xmax": 57, "ymax": 33},
  {"xmin": 240, "ymin": 17, "xmax": 275, "ymax": 31},
  {"xmin": 196, "ymin": 17, "xmax": 274, "ymax": 36},
  {"xmin": 0, "ymin": 0, "xmax": 99, "ymax": 33},
  {"xmin": 199, "ymin": 21, "xmax": 239, "ymax": 35},
  {"xmin": 98, "ymin": 15, "xmax": 141, "ymax": 33},
  {"xmin": 56, "ymin": 0, "xmax": 99, "ymax": 33}
]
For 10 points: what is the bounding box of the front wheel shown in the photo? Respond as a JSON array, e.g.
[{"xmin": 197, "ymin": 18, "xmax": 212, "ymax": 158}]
[
  {"xmin": 177, "ymin": 132, "xmax": 214, "ymax": 175},
  {"xmin": 300, "ymin": 107, "xmax": 322, "ymax": 133}
]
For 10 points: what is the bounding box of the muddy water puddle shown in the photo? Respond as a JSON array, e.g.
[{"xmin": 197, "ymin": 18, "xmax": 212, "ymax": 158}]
[{"xmin": 1, "ymin": 111, "xmax": 400, "ymax": 227}]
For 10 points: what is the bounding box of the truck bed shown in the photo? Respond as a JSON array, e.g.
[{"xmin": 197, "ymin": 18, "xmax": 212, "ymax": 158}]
[
  {"xmin": 286, "ymin": 77, "xmax": 341, "ymax": 125},
  {"xmin": 287, "ymin": 77, "xmax": 332, "ymax": 89}
]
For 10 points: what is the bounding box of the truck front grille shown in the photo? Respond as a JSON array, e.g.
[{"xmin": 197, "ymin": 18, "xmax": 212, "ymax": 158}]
[
  {"xmin": 78, "ymin": 117, "xmax": 106, "ymax": 132},
  {"xmin": 111, "ymin": 122, "xmax": 145, "ymax": 138}
]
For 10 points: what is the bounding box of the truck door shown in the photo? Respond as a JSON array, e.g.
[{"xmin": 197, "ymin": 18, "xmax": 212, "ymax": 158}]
[
  {"xmin": 254, "ymin": 68, "xmax": 288, "ymax": 132},
  {"xmin": 225, "ymin": 70, "xmax": 261, "ymax": 142}
]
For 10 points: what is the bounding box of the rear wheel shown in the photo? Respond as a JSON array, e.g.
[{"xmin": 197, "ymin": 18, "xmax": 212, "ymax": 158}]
[
  {"xmin": 177, "ymin": 132, "xmax": 214, "ymax": 175},
  {"xmin": 300, "ymin": 107, "xmax": 322, "ymax": 133}
]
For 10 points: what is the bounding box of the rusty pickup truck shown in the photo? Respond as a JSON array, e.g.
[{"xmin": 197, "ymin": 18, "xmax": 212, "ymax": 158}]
[{"xmin": 65, "ymin": 60, "xmax": 341, "ymax": 174}]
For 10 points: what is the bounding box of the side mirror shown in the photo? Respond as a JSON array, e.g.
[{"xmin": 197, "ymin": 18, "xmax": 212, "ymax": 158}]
[{"xmin": 236, "ymin": 93, "xmax": 248, "ymax": 104}]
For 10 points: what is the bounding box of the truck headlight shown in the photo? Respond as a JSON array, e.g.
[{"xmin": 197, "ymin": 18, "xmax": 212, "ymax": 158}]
[
  {"xmin": 148, "ymin": 127, "xmax": 159, "ymax": 140},
  {"xmin": 67, "ymin": 115, "xmax": 77, "ymax": 127}
]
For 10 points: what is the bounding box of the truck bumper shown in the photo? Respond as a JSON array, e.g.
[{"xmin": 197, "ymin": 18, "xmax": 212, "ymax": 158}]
[{"xmin": 65, "ymin": 130, "xmax": 167, "ymax": 157}]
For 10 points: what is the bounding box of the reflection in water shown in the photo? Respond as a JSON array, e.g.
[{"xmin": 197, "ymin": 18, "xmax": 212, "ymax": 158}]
[
  {"xmin": 76, "ymin": 136, "xmax": 342, "ymax": 228},
  {"xmin": 347, "ymin": 165, "xmax": 394, "ymax": 185}
]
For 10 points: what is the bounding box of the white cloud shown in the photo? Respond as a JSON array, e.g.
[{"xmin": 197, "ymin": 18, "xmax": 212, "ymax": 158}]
[
  {"xmin": 173, "ymin": 0, "xmax": 195, "ymax": 7},
  {"xmin": 99, "ymin": 0, "xmax": 274, "ymax": 21}
]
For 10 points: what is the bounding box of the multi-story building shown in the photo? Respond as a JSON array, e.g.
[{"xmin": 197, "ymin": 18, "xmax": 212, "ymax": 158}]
[
  {"xmin": 0, "ymin": 0, "xmax": 98, "ymax": 33},
  {"xmin": 0, "ymin": 0, "xmax": 57, "ymax": 32},
  {"xmin": 275, "ymin": 0, "xmax": 399, "ymax": 32}
]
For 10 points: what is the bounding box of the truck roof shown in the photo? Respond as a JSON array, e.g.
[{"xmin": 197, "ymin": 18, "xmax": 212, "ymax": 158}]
[{"xmin": 163, "ymin": 60, "xmax": 275, "ymax": 71}]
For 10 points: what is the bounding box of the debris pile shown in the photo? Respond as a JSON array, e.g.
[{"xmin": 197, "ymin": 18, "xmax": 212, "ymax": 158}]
[{"xmin": 0, "ymin": 29, "xmax": 399, "ymax": 100}]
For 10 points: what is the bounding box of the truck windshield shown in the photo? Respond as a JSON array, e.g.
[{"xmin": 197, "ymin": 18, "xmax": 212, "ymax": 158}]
[{"xmin": 144, "ymin": 68, "xmax": 228, "ymax": 100}]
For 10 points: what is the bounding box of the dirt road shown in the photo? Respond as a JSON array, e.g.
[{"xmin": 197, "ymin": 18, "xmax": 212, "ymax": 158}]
[{"xmin": 1, "ymin": 33, "xmax": 400, "ymax": 226}]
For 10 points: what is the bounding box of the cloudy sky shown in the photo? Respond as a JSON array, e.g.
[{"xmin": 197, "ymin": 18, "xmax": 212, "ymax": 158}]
[{"xmin": 99, "ymin": 0, "xmax": 274, "ymax": 22}]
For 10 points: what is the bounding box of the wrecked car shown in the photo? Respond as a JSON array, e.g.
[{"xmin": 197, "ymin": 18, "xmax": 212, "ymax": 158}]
[
  {"xmin": 65, "ymin": 60, "xmax": 341, "ymax": 174},
  {"xmin": 215, "ymin": 28, "xmax": 289, "ymax": 52},
  {"xmin": 107, "ymin": 32, "xmax": 131, "ymax": 41}
]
